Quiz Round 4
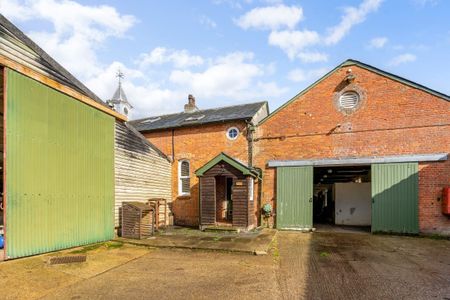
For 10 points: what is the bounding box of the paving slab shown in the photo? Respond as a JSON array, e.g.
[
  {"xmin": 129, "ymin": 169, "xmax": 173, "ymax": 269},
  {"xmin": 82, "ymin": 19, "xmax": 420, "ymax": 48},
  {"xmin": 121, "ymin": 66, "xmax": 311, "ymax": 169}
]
[{"xmin": 116, "ymin": 227, "xmax": 277, "ymax": 255}]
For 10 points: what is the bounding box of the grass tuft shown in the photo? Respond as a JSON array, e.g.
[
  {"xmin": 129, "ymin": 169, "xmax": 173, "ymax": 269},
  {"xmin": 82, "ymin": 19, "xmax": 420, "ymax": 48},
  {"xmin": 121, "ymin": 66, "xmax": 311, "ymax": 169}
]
[{"xmin": 319, "ymin": 251, "xmax": 329, "ymax": 257}]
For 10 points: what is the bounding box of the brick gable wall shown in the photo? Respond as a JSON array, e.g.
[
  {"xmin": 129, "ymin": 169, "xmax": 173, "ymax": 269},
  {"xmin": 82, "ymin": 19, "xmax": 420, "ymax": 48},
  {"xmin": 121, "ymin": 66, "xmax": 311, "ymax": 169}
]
[{"xmin": 254, "ymin": 65, "xmax": 450, "ymax": 233}]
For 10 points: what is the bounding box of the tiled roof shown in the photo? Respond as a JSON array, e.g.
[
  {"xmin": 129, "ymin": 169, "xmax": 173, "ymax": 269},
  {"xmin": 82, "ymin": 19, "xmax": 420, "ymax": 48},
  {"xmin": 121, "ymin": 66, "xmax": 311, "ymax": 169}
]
[{"xmin": 130, "ymin": 101, "xmax": 268, "ymax": 132}]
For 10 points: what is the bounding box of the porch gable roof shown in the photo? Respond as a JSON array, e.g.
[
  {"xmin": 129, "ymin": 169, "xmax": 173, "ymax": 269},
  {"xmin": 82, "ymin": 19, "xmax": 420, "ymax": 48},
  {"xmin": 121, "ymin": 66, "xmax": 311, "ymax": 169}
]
[{"xmin": 195, "ymin": 152, "xmax": 260, "ymax": 178}]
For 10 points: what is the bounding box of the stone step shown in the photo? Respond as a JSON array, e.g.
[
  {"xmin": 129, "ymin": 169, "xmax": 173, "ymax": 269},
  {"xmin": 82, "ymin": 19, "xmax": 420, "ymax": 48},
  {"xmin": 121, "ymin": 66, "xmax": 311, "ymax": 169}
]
[{"xmin": 203, "ymin": 226, "xmax": 241, "ymax": 233}]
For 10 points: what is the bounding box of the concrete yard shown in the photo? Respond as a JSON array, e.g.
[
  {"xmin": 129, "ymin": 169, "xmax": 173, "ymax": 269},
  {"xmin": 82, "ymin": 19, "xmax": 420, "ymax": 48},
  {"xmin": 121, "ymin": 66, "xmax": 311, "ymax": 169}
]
[{"xmin": 1, "ymin": 231, "xmax": 449, "ymax": 299}]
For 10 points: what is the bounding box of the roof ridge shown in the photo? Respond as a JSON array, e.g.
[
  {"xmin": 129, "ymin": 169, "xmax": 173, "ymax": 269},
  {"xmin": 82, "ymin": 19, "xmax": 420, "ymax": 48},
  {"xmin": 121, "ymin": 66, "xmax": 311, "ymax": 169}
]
[{"xmin": 341, "ymin": 59, "xmax": 450, "ymax": 100}]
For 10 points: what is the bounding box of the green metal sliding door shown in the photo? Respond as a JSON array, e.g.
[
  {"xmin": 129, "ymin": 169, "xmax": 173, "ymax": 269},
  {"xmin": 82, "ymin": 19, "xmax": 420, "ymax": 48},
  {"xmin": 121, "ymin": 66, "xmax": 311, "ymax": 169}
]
[
  {"xmin": 276, "ymin": 166, "xmax": 313, "ymax": 229},
  {"xmin": 371, "ymin": 163, "xmax": 419, "ymax": 234},
  {"xmin": 5, "ymin": 69, "xmax": 115, "ymax": 258}
]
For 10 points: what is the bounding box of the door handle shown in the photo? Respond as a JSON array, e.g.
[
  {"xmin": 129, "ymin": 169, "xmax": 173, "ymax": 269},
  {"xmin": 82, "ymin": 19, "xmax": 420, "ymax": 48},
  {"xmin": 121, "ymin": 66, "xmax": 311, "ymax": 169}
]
[{"xmin": 309, "ymin": 197, "xmax": 313, "ymax": 203}]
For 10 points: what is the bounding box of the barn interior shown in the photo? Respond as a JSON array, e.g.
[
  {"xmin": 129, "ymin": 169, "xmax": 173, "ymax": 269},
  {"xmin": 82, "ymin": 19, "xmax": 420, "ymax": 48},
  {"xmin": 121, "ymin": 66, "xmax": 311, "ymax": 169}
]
[{"xmin": 313, "ymin": 165, "xmax": 371, "ymax": 229}]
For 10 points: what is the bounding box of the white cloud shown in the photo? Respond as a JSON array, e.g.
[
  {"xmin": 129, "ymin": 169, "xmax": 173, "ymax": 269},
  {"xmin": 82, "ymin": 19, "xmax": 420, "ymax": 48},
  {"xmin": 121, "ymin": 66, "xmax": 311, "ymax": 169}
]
[
  {"xmin": 169, "ymin": 51, "xmax": 286, "ymax": 99},
  {"xmin": 0, "ymin": 0, "xmax": 31, "ymax": 20},
  {"xmin": 297, "ymin": 52, "xmax": 328, "ymax": 63},
  {"xmin": 2, "ymin": 0, "xmax": 289, "ymax": 119},
  {"xmin": 138, "ymin": 47, "xmax": 204, "ymax": 69},
  {"xmin": 2, "ymin": 0, "xmax": 136, "ymax": 77},
  {"xmin": 93, "ymin": 51, "xmax": 286, "ymax": 119},
  {"xmin": 388, "ymin": 53, "xmax": 417, "ymax": 66},
  {"xmin": 199, "ymin": 15, "xmax": 217, "ymax": 29},
  {"xmin": 369, "ymin": 37, "xmax": 388, "ymax": 48},
  {"xmin": 324, "ymin": 0, "xmax": 383, "ymax": 45},
  {"xmin": 235, "ymin": 5, "xmax": 303, "ymax": 30},
  {"xmin": 287, "ymin": 68, "xmax": 329, "ymax": 83},
  {"xmin": 268, "ymin": 30, "xmax": 320, "ymax": 59},
  {"xmin": 235, "ymin": 0, "xmax": 383, "ymax": 62}
]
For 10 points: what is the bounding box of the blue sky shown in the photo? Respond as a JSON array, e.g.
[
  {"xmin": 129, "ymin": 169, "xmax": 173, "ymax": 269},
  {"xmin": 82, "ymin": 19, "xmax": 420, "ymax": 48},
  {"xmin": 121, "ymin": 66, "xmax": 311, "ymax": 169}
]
[{"xmin": 2, "ymin": 0, "xmax": 449, "ymax": 119}]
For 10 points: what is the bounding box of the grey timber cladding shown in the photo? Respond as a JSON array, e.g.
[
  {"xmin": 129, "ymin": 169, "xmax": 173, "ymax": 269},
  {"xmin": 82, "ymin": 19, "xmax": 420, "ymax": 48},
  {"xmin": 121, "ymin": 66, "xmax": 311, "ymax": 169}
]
[{"xmin": 114, "ymin": 121, "xmax": 172, "ymax": 227}]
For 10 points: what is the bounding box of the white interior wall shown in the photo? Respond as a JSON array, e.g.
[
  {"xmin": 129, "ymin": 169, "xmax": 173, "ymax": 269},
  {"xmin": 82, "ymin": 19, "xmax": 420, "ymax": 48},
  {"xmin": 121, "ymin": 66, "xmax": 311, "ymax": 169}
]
[{"xmin": 335, "ymin": 182, "xmax": 371, "ymax": 226}]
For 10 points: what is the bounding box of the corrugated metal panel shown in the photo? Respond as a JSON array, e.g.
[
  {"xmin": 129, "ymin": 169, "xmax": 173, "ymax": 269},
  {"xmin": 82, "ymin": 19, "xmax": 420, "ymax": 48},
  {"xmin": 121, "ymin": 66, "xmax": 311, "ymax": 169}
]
[
  {"xmin": 5, "ymin": 69, "xmax": 115, "ymax": 258},
  {"xmin": 371, "ymin": 163, "xmax": 419, "ymax": 234},
  {"xmin": 114, "ymin": 121, "xmax": 171, "ymax": 227},
  {"xmin": 276, "ymin": 166, "xmax": 313, "ymax": 229}
]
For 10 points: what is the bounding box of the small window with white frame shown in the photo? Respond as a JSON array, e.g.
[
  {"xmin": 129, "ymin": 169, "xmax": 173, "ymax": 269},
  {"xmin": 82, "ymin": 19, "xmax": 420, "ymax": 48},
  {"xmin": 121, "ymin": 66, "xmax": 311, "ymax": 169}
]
[
  {"xmin": 178, "ymin": 160, "xmax": 190, "ymax": 196},
  {"xmin": 226, "ymin": 127, "xmax": 239, "ymax": 140},
  {"xmin": 248, "ymin": 178, "xmax": 254, "ymax": 202}
]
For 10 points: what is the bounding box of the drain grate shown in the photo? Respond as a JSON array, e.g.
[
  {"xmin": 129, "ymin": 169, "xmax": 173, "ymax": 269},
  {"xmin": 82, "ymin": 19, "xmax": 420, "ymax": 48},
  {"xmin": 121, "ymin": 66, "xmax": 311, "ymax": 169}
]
[{"xmin": 48, "ymin": 255, "xmax": 87, "ymax": 265}]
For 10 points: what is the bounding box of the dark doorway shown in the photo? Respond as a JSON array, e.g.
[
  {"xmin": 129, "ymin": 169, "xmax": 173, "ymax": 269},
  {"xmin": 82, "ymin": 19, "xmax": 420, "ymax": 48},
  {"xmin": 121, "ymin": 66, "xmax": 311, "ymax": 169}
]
[
  {"xmin": 226, "ymin": 177, "xmax": 233, "ymax": 220},
  {"xmin": 313, "ymin": 165, "xmax": 371, "ymax": 229},
  {"xmin": 215, "ymin": 176, "xmax": 233, "ymax": 225}
]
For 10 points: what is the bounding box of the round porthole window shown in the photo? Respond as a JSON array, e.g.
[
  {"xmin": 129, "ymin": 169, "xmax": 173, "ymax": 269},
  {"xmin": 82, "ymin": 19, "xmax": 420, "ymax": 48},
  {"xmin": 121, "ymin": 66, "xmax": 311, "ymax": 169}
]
[
  {"xmin": 339, "ymin": 91, "xmax": 360, "ymax": 109},
  {"xmin": 123, "ymin": 107, "xmax": 129, "ymax": 115},
  {"xmin": 226, "ymin": 127, "xmax": 239, "ymax": 140}
]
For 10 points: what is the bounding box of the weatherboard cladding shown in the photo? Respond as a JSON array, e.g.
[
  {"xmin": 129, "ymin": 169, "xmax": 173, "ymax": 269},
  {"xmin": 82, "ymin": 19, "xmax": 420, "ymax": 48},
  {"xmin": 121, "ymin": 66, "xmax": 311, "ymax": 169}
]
[
  {"xmin": 0, "ymin": 14, "xmax": 108, "ymax": 108},
  {"xmin": 114, "ymin": 121, "xmax": 172, "ymax": 227},
  {"xmin": 130, "ymin": 101, "xmax": 267, "ymax": 132}
]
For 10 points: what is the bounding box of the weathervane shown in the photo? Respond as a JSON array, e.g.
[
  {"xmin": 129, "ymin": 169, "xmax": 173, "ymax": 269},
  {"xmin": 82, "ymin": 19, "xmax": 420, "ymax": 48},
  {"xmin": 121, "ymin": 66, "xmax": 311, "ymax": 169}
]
[{"xmin": 116, "ymin": 69, "xmax": 124, "ymax": 85}]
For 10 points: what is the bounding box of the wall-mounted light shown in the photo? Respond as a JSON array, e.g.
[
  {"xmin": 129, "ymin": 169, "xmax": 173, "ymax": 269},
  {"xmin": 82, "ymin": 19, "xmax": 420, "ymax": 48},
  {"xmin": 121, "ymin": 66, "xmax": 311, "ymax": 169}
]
[{"xmin": 345, "ymin": 68, "xmax": 356, "ymax": 83}]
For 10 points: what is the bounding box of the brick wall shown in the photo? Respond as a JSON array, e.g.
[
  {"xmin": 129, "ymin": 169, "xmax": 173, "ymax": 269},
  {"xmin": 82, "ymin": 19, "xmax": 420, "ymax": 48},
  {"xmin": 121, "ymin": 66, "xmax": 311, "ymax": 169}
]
[
  {"xmin": 254, "ymin": 65, "xmax": 450, "ymax": 233},
  {"xmin": 419, "ymin": 161, "xmax": 450, "ymax": 234},
  {"xmin": 143, "ymin": 121, "xmax": 250, "ymax": 226}
]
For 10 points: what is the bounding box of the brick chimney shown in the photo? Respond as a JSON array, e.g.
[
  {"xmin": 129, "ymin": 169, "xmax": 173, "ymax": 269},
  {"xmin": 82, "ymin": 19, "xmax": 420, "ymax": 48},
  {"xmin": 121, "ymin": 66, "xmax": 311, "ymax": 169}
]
[{"xmin": 184, "ymin": 94, "xmax": 199, "ymax": 113}]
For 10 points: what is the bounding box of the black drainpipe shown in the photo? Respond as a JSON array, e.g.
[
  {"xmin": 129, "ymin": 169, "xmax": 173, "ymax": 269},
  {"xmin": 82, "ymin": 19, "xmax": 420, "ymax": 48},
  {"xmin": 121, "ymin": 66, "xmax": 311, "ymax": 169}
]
[
  {"xmin": 245, "ymin": 120, "xmax": 255, "ymax": 167},
  {"xmin": 171, "ymin": 128, "xmax": 175, "ymax": 160}
]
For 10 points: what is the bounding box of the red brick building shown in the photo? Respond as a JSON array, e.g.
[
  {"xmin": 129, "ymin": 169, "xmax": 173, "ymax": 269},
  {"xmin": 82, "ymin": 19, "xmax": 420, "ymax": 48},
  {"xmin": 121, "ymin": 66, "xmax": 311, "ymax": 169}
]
[
  {"xmin": 133, "ymin": 59, "xmax": 450, "ymax": 235},
  {"xmin": 131, "ymin": 96, "xmax": 268, "ymax": 228}
]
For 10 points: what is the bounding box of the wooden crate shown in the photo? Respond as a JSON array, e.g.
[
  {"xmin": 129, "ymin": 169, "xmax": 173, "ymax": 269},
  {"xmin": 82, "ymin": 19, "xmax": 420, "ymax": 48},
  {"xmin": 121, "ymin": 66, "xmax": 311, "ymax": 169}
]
[
  {"xmin": 147, "ymin": 198, "xmax": 168, "ymax": 230},
  {"xmin": 121, "ymin": 202, "xmax": 154, "ymax": 239}
]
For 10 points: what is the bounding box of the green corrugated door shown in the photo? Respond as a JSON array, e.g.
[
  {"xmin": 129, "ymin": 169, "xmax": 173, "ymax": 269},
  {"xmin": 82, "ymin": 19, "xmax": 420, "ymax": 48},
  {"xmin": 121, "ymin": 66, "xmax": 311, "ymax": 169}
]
[
  {"xmin": 371, "ymin": 163, "xmax": 419, "ymax": 234},
  {"xmin": 5, "ymin": 69, "xmax": 115, "ymax": 258},
  {"xmin": 276, "ymin": 166, "xmax": 313, "ymax": 229}
]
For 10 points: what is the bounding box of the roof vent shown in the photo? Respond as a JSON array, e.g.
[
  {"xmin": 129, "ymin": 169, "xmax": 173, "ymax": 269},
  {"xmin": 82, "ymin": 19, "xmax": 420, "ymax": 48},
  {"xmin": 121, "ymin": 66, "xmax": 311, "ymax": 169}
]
[
  {"xmin": 339, "ymin": 91, "xmax": 360, "ymax": 109},
  {"xmin": 185, "ymin": 114, "xmax": 205, "ymax": 122},
  {"xmin": 143, "ymin": 117, "xmax": 161, "ymax": 123}
]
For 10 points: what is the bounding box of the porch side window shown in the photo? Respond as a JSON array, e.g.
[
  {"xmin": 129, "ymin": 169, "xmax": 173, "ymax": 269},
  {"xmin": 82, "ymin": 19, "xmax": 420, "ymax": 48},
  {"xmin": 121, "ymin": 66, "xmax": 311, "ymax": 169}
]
[{"xmin": 178, "ymin": 160, "xmax": 190, "ymax": 196}]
